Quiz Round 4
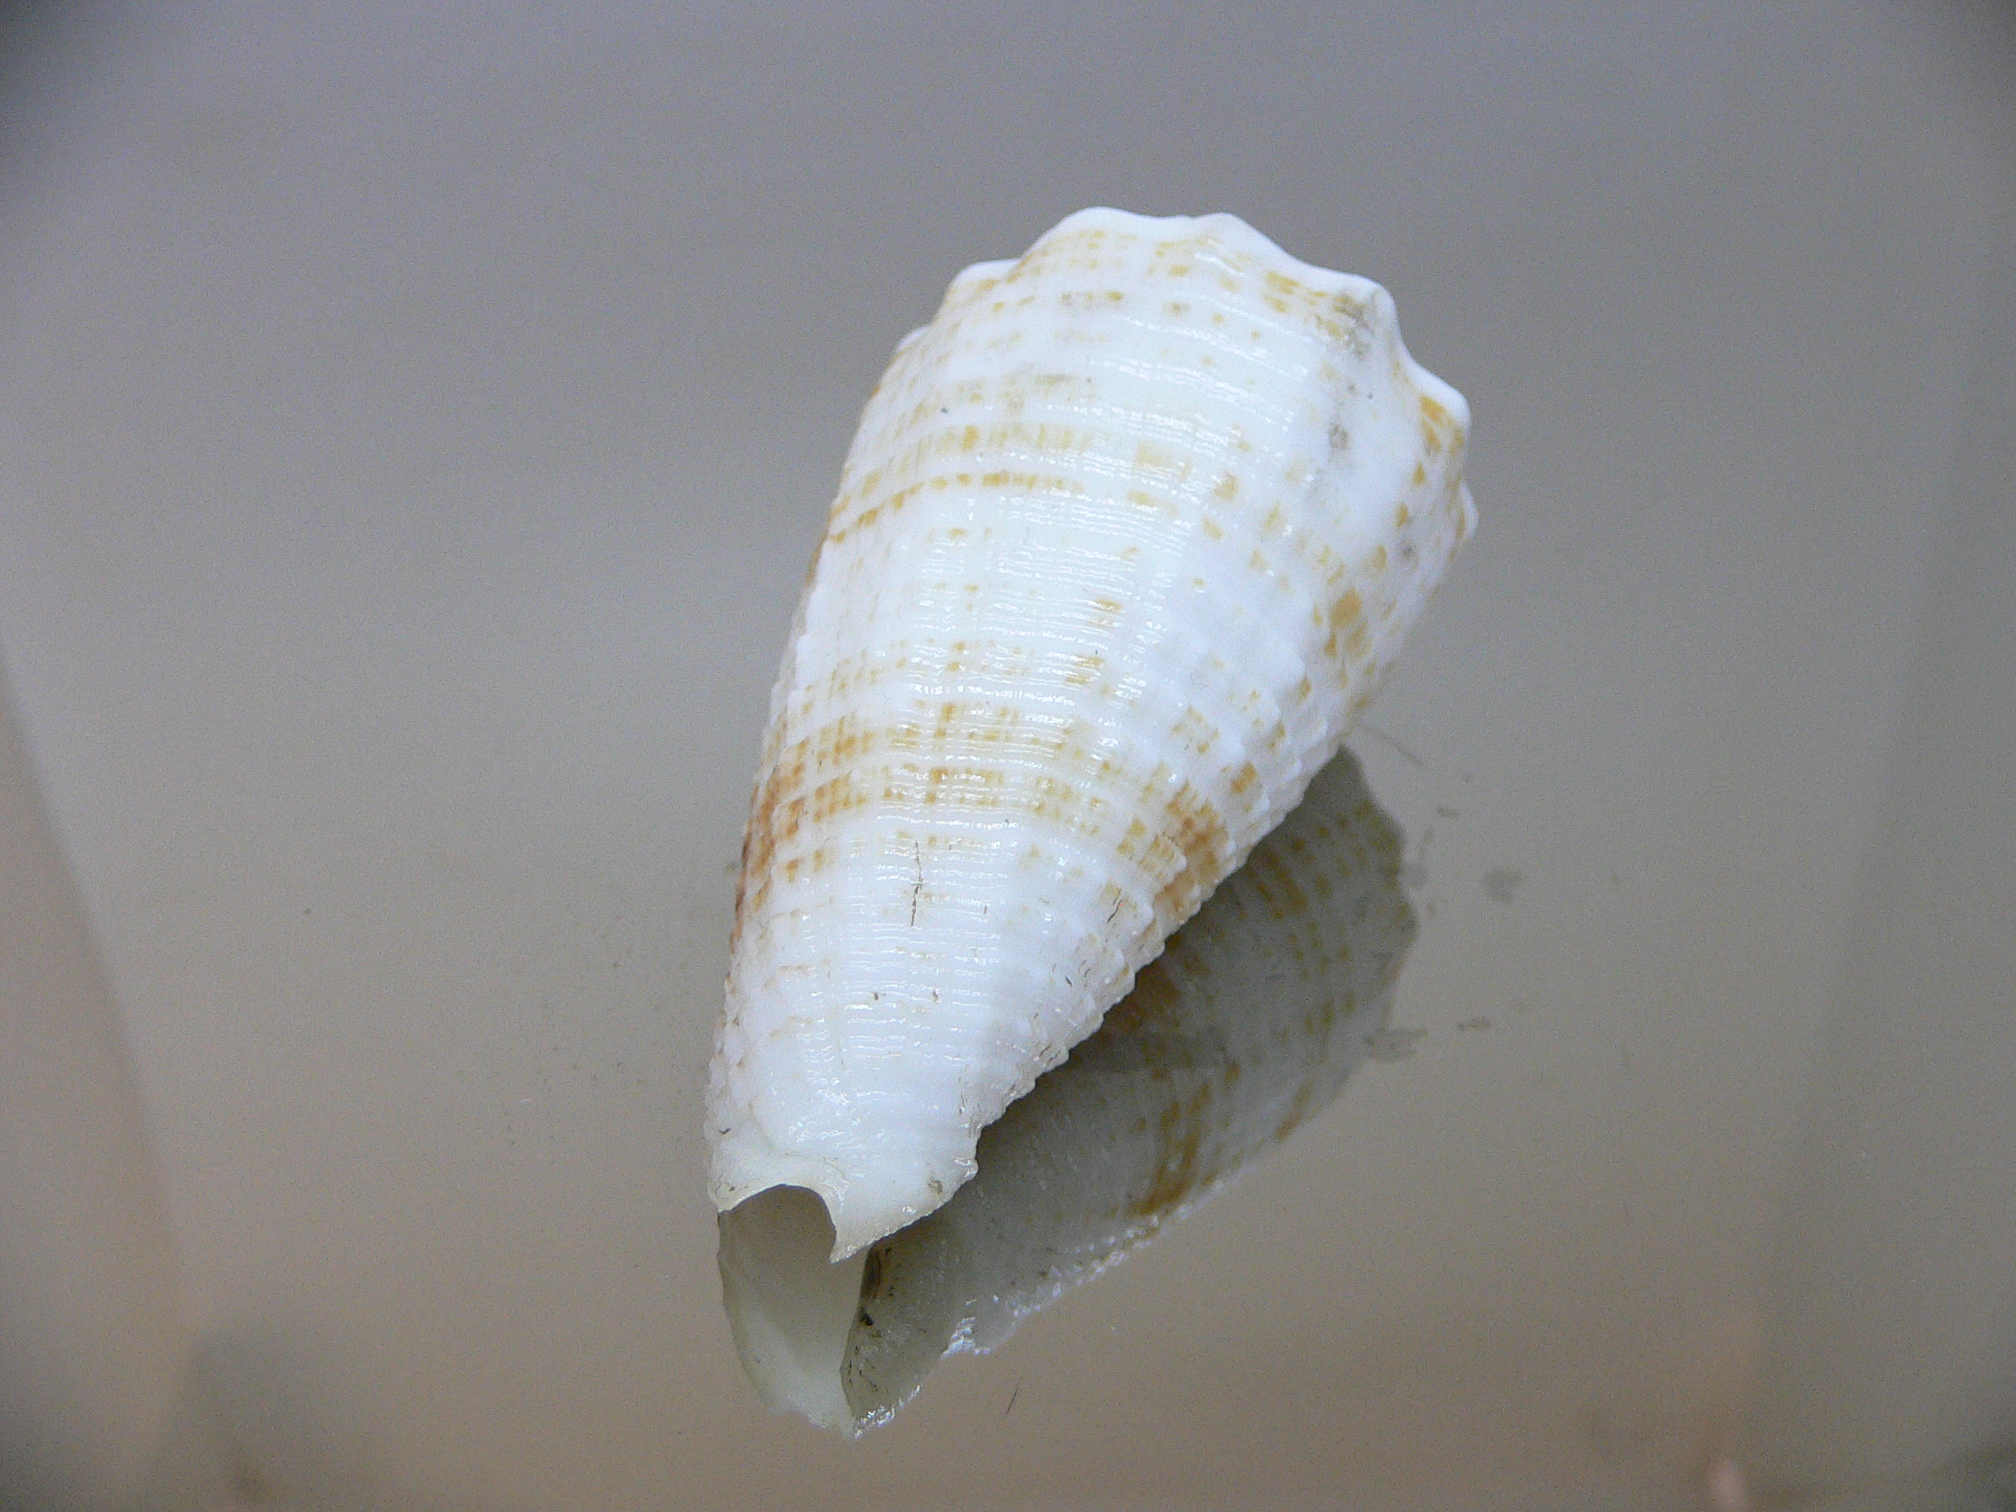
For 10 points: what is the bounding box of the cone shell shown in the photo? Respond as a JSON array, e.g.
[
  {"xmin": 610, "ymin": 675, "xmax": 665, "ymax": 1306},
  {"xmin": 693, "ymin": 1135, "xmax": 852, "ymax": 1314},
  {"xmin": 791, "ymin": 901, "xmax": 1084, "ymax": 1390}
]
[{"xmin": 708, "ymin": 207, "xmax": 1472, "ymax": 1259}]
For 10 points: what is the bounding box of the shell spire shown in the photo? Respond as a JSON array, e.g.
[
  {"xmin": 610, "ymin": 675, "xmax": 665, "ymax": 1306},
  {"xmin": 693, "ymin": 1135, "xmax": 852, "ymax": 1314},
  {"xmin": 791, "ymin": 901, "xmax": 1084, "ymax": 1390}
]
[{"xmin": 707, "ymin": 207, "xmax": 1473, "ymax": 1259}]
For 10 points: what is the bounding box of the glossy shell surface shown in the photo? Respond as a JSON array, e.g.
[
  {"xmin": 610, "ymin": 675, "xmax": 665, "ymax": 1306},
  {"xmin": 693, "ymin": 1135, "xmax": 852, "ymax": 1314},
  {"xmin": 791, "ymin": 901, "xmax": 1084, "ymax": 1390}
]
[{"xmin": 708, "ymin": 207, "xmax": 1472, "ymax": 1259}]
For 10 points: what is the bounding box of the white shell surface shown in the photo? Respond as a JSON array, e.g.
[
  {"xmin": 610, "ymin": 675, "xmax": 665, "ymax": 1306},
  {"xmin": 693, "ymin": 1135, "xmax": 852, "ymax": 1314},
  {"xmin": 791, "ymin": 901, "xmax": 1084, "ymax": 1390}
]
[
  {"xmin": 708, "ymin": 206, "xmax": 1472, "ymax": 1259},
  {"xmin": 716, "ymin": 748, "xmax": 1417, "ymax": 1435}
]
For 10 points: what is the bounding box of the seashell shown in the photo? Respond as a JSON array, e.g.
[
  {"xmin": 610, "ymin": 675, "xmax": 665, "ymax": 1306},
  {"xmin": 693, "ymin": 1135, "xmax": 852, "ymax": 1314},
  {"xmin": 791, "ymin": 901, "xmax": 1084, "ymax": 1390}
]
[
  {"xmin": 717, "ymin": 747, "xmax": 1418, "ymax": 1434},
  {"xmin": 708, "ymin": 206, "xmax": 1472, "ymax": 1261}
]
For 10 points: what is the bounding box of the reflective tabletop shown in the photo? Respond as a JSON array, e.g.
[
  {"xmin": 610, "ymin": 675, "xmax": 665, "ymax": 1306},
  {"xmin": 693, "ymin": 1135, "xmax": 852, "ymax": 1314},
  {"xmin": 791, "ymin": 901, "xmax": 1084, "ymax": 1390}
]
[{"xmin": 2, "ymin": 4, "xmax": 2012, "ymax": 1508}]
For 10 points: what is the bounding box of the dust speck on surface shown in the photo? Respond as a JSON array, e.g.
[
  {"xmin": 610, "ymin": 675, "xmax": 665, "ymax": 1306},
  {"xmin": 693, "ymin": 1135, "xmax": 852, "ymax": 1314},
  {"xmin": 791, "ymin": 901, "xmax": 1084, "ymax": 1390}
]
[
  {"xmin": 1366, "ymin": 1028, "xmax": 1428, "ymax": 1062},
  {"xmin": 1456, "ymin": 1016, "xmax": 1491, "ymax": 1032},
  {"xmin": 1401, "ymin": 825, "xmax": 1434, "ymax": 889},
  {"xmin": 1481, "ymin": 866, "xmax": 1524, "ymax": 904}
]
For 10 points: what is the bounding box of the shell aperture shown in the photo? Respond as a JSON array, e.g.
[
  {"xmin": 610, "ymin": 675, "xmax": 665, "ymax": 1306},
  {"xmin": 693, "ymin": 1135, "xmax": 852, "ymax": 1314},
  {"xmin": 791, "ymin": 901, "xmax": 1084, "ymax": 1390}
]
[
  {"xmin": 708, "ymin": 207, "xmax": 1472, "ymax": 1262},
  {"xmin": 718, "ymin": 747, "xmax": 1417, "ymax": 1434}
]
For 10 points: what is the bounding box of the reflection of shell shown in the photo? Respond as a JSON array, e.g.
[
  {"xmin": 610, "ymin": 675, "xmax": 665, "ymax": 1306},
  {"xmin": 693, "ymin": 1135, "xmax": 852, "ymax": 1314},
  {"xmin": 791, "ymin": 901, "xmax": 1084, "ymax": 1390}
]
[
  {"xmin": 708, "ymin": 207, "xmax": 1472, "ymax": 1260},
  {"xmin": 718, "ymin": 749, "xmax": 1416, "ymax": 1435}
]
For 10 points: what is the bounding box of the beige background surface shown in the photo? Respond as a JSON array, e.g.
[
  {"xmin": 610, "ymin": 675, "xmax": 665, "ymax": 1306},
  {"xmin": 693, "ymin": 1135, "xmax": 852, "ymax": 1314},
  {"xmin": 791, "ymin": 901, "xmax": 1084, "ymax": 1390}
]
[{"xmin": 1, "ymin": 2, "xmax": 2012, "ymax": 1508}]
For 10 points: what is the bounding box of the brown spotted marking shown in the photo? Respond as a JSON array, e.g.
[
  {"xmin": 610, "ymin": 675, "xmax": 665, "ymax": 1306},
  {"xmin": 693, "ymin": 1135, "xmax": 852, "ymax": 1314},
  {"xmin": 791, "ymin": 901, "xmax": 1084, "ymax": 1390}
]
[
  {"xmin": 1148, "ymin": 776, "xmax": 1231, "ymax": 927},
  {"xmin": 1322, "ymin": 587, "xmax": 1367, "ymax": 664},
  {"xmin": 1130, "ymin": 1082, "xmax": 1212, "ymax": 1218},
  {"xmin": 1169, "ymin": 704, "xmax": 1219, "ymax": 760},
  {"xmin": 1239, "ymin": 845, "xmax": 1314, "ymax": 922},
  {"xmin": 1272, "ymin": 1077, "xmax": 1323, "ymax": 1145},
  {"xmin": 1061, "ymin": 651, "xmax": 1104, "ymax": 688}
]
